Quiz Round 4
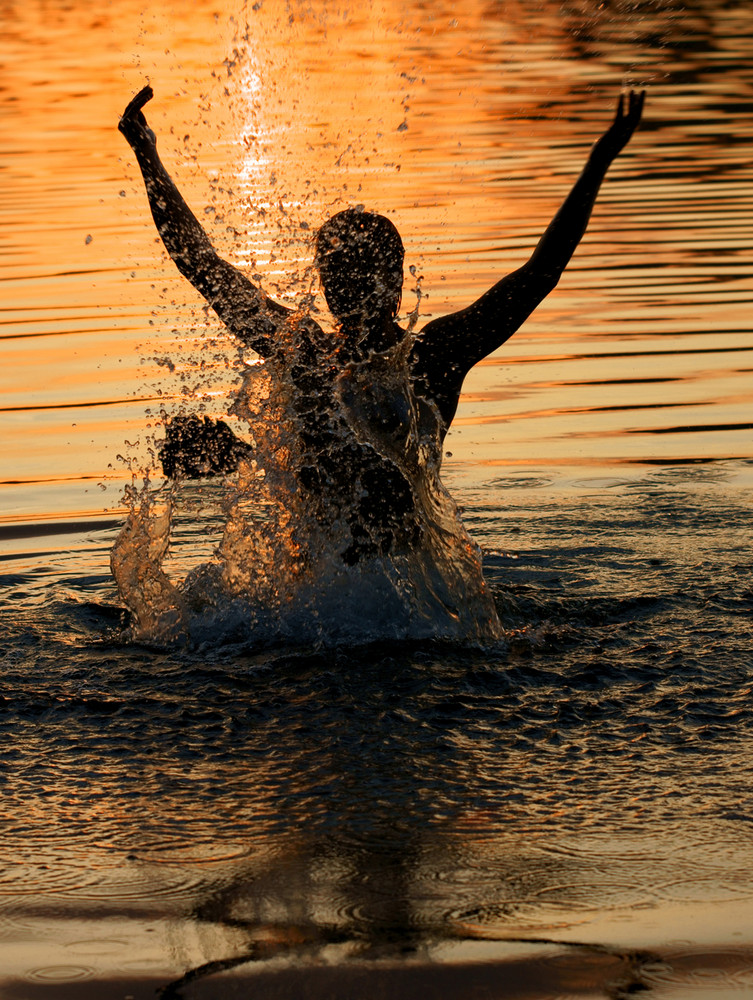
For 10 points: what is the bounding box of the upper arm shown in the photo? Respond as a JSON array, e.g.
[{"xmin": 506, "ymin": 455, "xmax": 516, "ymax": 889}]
[
  {"xmin": 176, "ymin": 248, "xmax": 292, "ymax": 359},
  {"xmin": 410, "ymin": 262, "xmax": 557, "ymax": 426}
]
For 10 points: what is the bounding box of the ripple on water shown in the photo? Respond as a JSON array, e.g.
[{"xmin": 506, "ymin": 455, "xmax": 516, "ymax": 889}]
[
  {"xmin": 653, "ymin": 876, "xmax": 753, "ymax": 905},
  {"xmin": 568, "ymin": 476, "xmax": 638, "ymax": 490},
  {"xmin": 64, "ymin": 938, "xmax": 130, "ymax": 957},
  {"xmin": 486, "ymin": 476, "xmax": 555, "ymax": 490},
  {"xmin": 25, "ymin": 966, "xmax": 94, "ymax": 984},
  {"xmin": 56, "ymin": 864, "xmax": 212, "ymax": 909},
  {"xmin": 0, "ymin": 862, "xmax": 107, "ymax": 899},
  {"xmin": 0, "ymin": 856, "xmax": 211, "ymax": 917},
  {"xmin": 641, "ymin": 950, "xmax": 753, "ymax": 998},
  {"xmin": 126, "ymin": 841, "xmax": 253, "ymax": 866}
]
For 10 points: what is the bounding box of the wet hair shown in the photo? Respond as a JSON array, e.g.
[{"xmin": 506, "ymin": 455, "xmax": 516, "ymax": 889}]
[{"xmin": 315, "ymin": 209, "xmax": 404, "ymax": 322}]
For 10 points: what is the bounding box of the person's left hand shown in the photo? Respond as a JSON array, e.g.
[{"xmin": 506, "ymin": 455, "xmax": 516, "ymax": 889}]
[{"xmin": 592, "ymin": 89, "xmax": 645, "ymax": 164}]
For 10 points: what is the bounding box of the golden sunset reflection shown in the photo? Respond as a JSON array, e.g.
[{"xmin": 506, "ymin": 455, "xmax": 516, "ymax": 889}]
[
  {"xmin": 2, "ymin": 6, "xmax": 753, "ymax": 996},
  {"xmin": 2, "ymin": 0, "xmax": 752, "ymax": 534}
]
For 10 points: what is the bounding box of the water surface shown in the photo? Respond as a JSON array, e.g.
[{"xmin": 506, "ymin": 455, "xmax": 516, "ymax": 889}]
[{"xmin": 1, "ymin": 0, "xmax": 752, "ymax": 996}]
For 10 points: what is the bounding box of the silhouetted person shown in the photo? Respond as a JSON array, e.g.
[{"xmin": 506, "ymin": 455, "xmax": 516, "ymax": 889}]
[{"xmin": 119, "ymin": 86, "xmax": 643, "ymax": 564}]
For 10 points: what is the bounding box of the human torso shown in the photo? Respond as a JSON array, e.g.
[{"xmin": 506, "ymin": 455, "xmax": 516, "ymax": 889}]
[{"xmin": 238, "ymin": 315, "xmax": 444, "ymax": 565}]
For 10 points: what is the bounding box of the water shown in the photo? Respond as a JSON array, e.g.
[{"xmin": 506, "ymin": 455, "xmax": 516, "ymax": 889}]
[
  {"xmin": 109, "ymin": 299, "xmax": 502, "ymax": 646},
  {"xmin": 1, "ymin": 0, "xmax": 753, "ymax": 996}
]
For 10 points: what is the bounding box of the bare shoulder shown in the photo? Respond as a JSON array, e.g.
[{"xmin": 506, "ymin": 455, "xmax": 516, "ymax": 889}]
[{"xmin": 411, "ymin": 264, "xmax": 536, "ymax": 360}]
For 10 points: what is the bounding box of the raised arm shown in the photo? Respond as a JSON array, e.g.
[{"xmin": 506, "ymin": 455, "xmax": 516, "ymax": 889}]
[
  {"xmin": 525, "ymin": 90, "xmax": 645, "ymax": 280},
  {"xmin": 411, "ymin": 91, "xmax": 645, "ymax": 428},
  {"xmin": 118, "ymin": 86, "xmax": 288, "ymax": 356}
]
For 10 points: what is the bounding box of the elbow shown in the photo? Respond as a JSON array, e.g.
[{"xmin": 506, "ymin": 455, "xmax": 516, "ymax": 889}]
[
  {"xmin": 525, "ymin": 263, "xmax": 561, "ymax": 297},
  {"xmin": 540, "ymin": 271, "xmax": 561, "ymax": 295},
  {"xmin": 521, "ymin": 251, "xmax": 565, "ymax": 295}
]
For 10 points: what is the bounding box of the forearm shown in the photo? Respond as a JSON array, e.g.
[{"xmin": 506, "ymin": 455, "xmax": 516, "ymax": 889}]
[
  {"xmin": 527, "ymin": 91, "xmax": 644, "ymax": 282},
  {"xmin": 527, "ymin": 148, "xmax": 611, "ymax": 280},
  {"xmin": 128, "ymin": 136, "xmax": 216, "ymax": 281}
]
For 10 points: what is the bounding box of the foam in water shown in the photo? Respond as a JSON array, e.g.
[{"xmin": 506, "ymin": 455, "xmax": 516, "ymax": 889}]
[{"xmin": 110, "ymin": 312, "xmax": 501, "ymax": 648}]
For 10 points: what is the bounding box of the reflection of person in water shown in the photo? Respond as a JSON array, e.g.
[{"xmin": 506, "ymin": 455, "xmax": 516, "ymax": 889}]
[{"xmin": 119, "ymin": 86, "xmax": 643, "ymax": 565}]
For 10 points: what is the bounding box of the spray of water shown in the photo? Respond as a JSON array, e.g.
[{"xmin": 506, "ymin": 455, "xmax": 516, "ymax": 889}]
[
  {"xmin": 111, "ymin": 3, "xmax": 501, "ymax": 648},
  {"xmin": 111, "ymin": 306, "xmax": 501, "ymax": 648}
]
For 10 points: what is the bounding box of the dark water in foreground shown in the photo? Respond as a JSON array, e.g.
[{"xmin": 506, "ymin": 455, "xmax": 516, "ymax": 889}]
[{"xmin": 1, "ymin": 465, "xmax": 752, "ymax": 997}]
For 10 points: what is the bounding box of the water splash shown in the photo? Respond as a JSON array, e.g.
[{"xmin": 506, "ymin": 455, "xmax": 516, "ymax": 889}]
[
  {"xmin": 111, "ymin": 317, "xmax": 501, "ymax": 648},
  {"xmin": 110, "ymin": 8, "xmax": 501, "ymax": 649}
]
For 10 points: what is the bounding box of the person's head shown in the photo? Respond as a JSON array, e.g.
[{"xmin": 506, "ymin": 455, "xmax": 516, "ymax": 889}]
[{"xmin": 315, "ymin": 209, "xmax": 404, "ymax": 326}]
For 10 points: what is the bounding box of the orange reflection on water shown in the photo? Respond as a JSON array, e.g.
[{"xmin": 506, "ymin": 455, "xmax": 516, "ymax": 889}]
[{"xmin": 1, "ymin": 0, "xmax": 752, "ymax": 520}]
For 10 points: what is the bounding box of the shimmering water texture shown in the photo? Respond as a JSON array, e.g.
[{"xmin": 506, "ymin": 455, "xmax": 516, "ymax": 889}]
[
  {"xmin": 2, "ymin": 0, "xmax": 753, "ymax": 996},
  {"xmin": 2, "ymin": 467, "xmax": 753, "ymax": 997}
]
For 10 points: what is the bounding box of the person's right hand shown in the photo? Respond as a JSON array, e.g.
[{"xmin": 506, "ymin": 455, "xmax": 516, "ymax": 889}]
[
  {"xmin": 159, "ymin": 415, "xmax": 253, "ymax": 479},
  {"xmin": 118, "ymin": 85, "xmax": 156, "ymax": 147}
]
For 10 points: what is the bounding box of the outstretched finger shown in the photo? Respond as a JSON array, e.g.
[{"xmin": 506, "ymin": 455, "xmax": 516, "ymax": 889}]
[{"xmin": 122, "ymin": 84, "xmax": 154, "ymax": 120}]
